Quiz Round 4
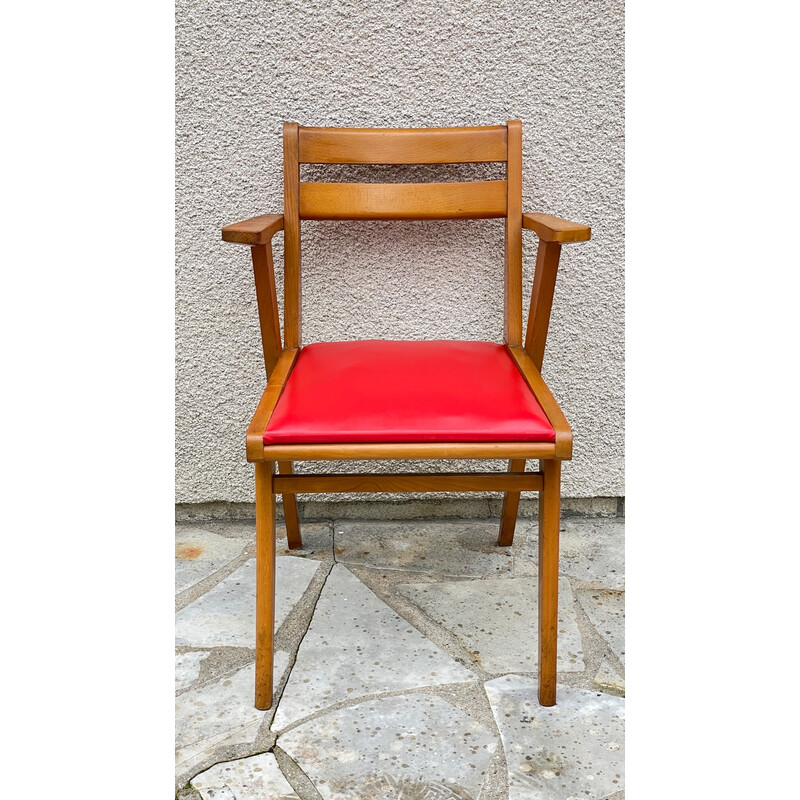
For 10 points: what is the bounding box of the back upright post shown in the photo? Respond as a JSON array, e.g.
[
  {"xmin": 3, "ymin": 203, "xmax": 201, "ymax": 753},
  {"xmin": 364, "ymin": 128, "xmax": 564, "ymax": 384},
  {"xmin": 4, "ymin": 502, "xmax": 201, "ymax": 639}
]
[
  {"xmin": 504, "ymin": 120, "xmax": 523, "ymax": 346},
  {"xmin": 283, "ymin": 122, "xmax": 301, "ymax": 349}
]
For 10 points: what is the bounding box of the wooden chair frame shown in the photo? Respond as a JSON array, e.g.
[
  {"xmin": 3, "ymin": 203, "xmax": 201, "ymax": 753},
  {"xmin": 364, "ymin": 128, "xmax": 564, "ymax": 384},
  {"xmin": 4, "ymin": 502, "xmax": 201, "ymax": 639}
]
[{"xmin": 222, "ymin": 121, "xmax": 590, "ymax": 710}]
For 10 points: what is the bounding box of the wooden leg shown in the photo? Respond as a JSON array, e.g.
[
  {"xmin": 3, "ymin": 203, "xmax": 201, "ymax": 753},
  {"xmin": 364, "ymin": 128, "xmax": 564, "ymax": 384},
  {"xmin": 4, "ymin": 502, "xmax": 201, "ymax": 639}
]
[
  {"xmin": 498, "ymin": 459, "xmax": 526, "ymax": 546},
  {"xmin": 278, "ymin": 460, "xmax": 302, "ymax": 550},
  {"xmin": 538, "ymin": 459, "xmax": 561, "ymax": 706},
  {"xmin": 254, "ymin": 461, "xmax": 277, "ymax": 710}
]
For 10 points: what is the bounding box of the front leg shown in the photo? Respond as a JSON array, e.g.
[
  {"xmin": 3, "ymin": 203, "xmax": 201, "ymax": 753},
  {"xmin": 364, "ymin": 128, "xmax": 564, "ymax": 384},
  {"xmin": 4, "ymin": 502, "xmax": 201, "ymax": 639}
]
[{"xmin": 538, "ymin": 459, "xmax": 561, "ymax": 706}]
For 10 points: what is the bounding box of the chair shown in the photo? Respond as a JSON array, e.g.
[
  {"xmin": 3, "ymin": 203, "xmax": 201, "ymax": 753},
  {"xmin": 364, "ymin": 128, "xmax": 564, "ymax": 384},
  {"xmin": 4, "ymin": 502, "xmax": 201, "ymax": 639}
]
[{"xmin": 221, "ymin": 121, "xmax": 590, "ymax": 710}]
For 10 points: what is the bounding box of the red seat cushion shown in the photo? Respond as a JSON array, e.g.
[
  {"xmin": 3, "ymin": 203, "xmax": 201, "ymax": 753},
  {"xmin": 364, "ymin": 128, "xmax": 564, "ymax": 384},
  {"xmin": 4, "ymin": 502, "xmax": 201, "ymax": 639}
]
[{"xmin": 263, "ymin": 340, "xmax": 556, "ymax": 445}]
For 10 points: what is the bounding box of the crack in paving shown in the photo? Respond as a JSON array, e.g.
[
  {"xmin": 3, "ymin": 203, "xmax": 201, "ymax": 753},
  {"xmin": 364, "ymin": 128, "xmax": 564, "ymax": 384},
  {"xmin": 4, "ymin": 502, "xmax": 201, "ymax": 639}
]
[{"xmin": 272, "ymin": 681, "xmax": 485, "ymax": 738}]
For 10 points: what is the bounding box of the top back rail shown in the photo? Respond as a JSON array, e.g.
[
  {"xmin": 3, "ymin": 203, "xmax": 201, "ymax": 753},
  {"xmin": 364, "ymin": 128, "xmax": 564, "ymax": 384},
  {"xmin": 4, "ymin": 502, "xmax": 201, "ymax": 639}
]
[{"xmin": 298, "ymin": 125, "xmax": 508, "ymax": 164}]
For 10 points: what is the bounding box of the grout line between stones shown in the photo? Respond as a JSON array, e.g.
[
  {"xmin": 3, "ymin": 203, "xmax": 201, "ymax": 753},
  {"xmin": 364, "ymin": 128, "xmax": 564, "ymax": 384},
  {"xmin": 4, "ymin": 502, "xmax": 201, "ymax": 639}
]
[
  {"xmin": 264, "ymin": 555, "xmax": 336, "ymax": 734},
  {"xmin": 178, "ymin": 518, "xmax": 623, "ymax": 796},
  {"xmin": 566, "ymin": 575, "xmax": 625, "ymax": 693},
  {"xmin": 175, "ymin": 543, "xmax": 254, "ymax": 613},
  {"xmin": 273, "ymin": 745, "xmax": 325, "ymax": 800}
]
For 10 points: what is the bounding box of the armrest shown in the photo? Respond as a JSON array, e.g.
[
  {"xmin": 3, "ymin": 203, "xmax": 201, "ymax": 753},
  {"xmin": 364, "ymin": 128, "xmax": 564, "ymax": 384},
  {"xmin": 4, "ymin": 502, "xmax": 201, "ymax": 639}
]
[
  {"xmin": 523, "ymin": 212, "xmax": 590, "ymax": 243},
  {"xmin": 222, "ymin": 213, "xmax": 284, "ymax": 245}
]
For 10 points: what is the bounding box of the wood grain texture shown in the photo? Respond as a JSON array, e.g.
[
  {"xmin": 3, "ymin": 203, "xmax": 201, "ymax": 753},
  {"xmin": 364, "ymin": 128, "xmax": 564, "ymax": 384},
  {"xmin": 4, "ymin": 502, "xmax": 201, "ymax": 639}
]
[
  {"xmin": 228, "ymin": 122, "xmax": 583, "ymax": 710},
  {"xmin": 299, "ymin": 180, "xmax": 507, "ymax": 220},
  {"xmin": 506, "ymin": 345, "xmax": 573, "ymax": 459},
  {"xmin": 246, "ymin": 348, "xmax": 300, "ymax": 461},
  {"xmin": 222, "ymin": 213, "xmax": 284, "ymax": 246},
  {"xmin": 254, "ymin": 460, "xmax": 276, "ymax": 710},
  {"xmin": 277, "ymin": 460, "xmax": 302, "ymax": 550},
  {"xmin": 538, "ymin": 458, "xmax": 561, "ymax": 706},
  {"xmin": 272, "ymin": 471, "xmax": 543, "ymax": 494},
  {"xmin": 283, "ymin": 122, "xmax": 302, "ymax": 348},
  {"xmin": 251, "ymin": 244, "xmax": 282, "ymax": 378},
  {"xmin": 525, "ymin": 240, "xmax": 562, "ymax": 371},
  {"xmin": 261, "ymin": 441, "xmax": 558, "ymax": 461},
  {"xmin": 523, "ymin": 212, "xmax": 591, "ymax": 243},
  {"xmin": 298, "ymin": 125, "xmax": 508, "ymax": 164},
  {"xmin": 504, "ymin": 120, "xmax": 523, "ymax": 345},
  {"xmin": 498, "ymin": 458, "xmax": 527, "ymax": 546}
]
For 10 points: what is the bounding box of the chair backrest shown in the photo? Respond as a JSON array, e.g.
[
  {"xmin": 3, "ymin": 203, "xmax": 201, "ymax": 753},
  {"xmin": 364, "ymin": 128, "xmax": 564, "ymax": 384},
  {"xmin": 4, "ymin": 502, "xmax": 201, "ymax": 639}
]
[{"xmin": 281, "ymin": 121, "xmax": 524, "ymax": 349}]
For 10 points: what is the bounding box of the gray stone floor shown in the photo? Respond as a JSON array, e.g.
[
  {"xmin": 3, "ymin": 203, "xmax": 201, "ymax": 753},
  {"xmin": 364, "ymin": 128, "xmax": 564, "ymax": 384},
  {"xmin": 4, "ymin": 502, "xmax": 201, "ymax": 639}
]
[{"xmin": 176, "ymin": 516, "xmax": 625, "ymax": 800}]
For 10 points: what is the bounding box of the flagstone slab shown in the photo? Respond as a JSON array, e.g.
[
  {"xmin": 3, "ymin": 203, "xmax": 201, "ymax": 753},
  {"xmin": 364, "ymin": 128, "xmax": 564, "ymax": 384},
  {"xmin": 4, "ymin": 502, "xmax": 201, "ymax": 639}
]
[
  {"xmin": 175, "ymin": 528, "xmax": 250, "ymax": 594},
  {"xmin": 576, "ymin": 589, "xmax": 625, "ymax": 665},
  {"xmin": 593, "ymin": 661, "xmax": 625, "ymax": 695},
  {"xmin": 514, "ymin": 518, "xmax": 625, "ymax": 589},
  {"xmin": 191, "ymin": 753, "xmax": 299, "ymax": 799},
  {"xmin": 279, "ymin": 693, "xmax": 498, "ymax": 800},
  {"xmin": 176, "ymin": 650, "xmax": 209, "ymax": 692},
  {"xmin": 175, "ymin": 556, "xmax": 321, "ymax": 648},
  {"xmin": 272, "ymin": 564, "xmax": 475, "ymax": 730},
  {"xmin": 175, "ymin": 655, "xmax": 288, "ymax": 776},
  {"xmin": 485, "ymin": 676, "xmax": 624, "ymax": 800},
  {"xmin": 397, "ymin": 577, "xmax": 584, "ymax": 674},
  {"xmin": 334, "ymin": 520, "xmax": 514, "ymax": 577}
]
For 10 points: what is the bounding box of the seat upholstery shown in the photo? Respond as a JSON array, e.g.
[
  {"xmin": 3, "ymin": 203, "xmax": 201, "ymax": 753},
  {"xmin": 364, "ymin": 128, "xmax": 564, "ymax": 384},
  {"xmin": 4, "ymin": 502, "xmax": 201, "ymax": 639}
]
[{"xmin": 264, "ymin": 340, "xmax": 556, "ymax": 444}]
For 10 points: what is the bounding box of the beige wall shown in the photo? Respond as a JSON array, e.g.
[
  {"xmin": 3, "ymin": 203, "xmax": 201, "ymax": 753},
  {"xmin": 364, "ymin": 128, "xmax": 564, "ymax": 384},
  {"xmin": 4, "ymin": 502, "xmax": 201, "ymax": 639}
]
[{"xmin": 176, "ymin": 0, "xmax": 624, "ymax": 507}]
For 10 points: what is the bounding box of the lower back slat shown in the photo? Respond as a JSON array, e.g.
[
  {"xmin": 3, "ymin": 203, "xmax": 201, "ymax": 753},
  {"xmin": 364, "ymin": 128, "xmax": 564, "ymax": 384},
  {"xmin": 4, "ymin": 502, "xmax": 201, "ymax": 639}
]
[{"xmin": 299, "ymin": 180, "xmax": 507, "ymax": 220}]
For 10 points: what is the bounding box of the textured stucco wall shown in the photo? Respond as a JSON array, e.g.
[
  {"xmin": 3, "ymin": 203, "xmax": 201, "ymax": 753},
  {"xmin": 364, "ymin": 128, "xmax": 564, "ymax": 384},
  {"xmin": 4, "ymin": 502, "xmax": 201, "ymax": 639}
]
[{"xmin": 176, "ymin": 0, "xmax": 624, "ymax": 505}]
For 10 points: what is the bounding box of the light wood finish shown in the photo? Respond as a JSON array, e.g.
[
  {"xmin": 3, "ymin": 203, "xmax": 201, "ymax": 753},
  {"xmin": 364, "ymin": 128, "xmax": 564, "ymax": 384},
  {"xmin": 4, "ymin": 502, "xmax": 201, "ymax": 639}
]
[
  {"xmin": 525, "ymin": 240, "xmax": 562, "ymax": 371},
  {"xmin": 498, "ymin": 458, "xmax": 526, "ymax": 546},
  {"xmin": 249, "ymin": 243, "xmax": 302, "ymax": 548},
  {"xmin": 251, "ymin": 244, "xmax": 282, "ymax": 377},
  {"xmin": 283, "ymin": 122, "xmax": 302, "ymax": 349},
  {"xmin": 538, "ymin": 458, "xmax": 561, "ymax": 706},
  {"xmin": 245, "ymin": 348, "xmax": 300, "ymax": 461},
  {"xmin": 299, "ymin": 180, "xmax": 507, "ymax": 221},
  {"xmin": 254, "ymin": 461, "xmax": 276, "ymax": 710},
  {"xmin": 298, "ymin": 125, "xmax": 508, "ymax": 164},
  {"xmin": 261, "ymin": 441, "xmax": 558, "ymax": 462},
  {"xmin": 523, "ymin": 212, "xmax": 591, "ymax": 243},
  {"xmin": 273, "ymin": 471, "xmax": 543, "ymax": 495},
  {"xmin": 277, "ymin": 460, "xmax": 302, "ymax": 550},
  {"xmin": 220, "ymin": 122, "xmax": 591, "ymax": 709},
  {"xmin": 504, "ymin": 120, "xmax": 523, "ymax": 345},
  {"xmin": 222, "ymin": 213, "xmax": 284, "ymax": 246},
  {"xmin": 506, "ymin": 346, "xmax": 572, "ymax": 459}
]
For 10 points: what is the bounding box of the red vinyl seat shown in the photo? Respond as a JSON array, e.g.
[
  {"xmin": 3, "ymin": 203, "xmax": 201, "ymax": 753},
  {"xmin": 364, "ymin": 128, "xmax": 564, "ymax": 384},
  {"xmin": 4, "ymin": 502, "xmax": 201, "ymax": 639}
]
[{"xmin": 264, "ymin": 340, "xmax": 556, "ymax": 445}]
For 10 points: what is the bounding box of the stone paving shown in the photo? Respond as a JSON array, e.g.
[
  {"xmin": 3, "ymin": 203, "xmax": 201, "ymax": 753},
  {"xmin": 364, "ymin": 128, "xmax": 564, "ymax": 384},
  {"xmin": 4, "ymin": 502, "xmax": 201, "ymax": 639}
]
[{"xmin": 176, "ymin": 516, "xmax": 625, "ymax": 799}]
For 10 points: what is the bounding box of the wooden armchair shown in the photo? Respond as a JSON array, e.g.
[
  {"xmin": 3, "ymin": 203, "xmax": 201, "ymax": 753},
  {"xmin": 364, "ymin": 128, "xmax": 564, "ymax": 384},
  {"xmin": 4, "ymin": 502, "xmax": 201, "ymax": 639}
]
[{"xmin": 221, "ymin": 121, "xmax": 590, "ymax": 710}]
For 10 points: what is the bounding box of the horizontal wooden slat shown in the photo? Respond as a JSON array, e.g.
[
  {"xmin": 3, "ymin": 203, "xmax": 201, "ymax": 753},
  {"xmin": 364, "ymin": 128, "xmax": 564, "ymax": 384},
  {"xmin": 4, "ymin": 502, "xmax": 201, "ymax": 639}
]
[
  {"xmin": 299, "ymin": 181, "xmax": 507, "ymax": 220},
  {"xmin": 259, "ymin": 442, "xmax": 558, "ymax": 461},
  {"xmin": 221, "ymin": 213, "xmax": 284, "ymax": 245},
  {"xmin": 299, "ymin": 125, "xmax": 508, "ymax": 164},
  {"xmin": 273, "ymin": 472, "xmax": 543, "ymax": 494}
]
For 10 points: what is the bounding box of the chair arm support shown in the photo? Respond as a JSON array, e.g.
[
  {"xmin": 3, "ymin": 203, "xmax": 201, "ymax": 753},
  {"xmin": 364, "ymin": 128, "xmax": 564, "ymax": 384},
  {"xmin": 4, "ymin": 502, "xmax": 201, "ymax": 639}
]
[
  {"xmin": 523, "ymin": 212, "xmax": 590, "ymax": 243},
  {"xmin": 222, "ymin": 213, "xmax": 285, "ymax": 245}
]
